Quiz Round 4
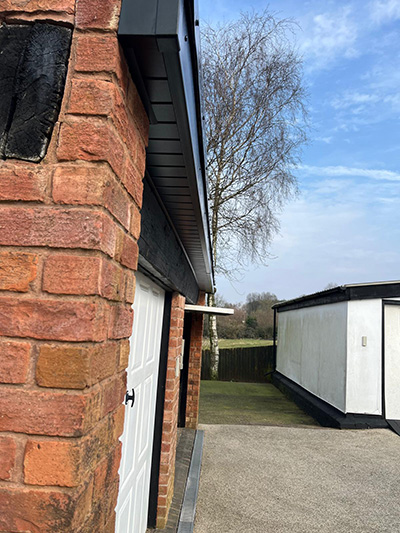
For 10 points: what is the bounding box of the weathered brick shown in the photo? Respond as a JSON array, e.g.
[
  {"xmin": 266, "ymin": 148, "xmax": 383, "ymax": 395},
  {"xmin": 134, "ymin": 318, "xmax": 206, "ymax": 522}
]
[
  {"xmin": 93, "ymin": 446, "xmax": 121, "ymax": 512},
  {"xmin": 120, "ymin": 233, "xmax": 138, "ymax": 270},
  {"xmin": 43, "ymin": 254, "xmax": 101, "ymax": 296},
  {"xmin": 75, "ymin": 33, "xmax": 121, "ymax": 76},
  {"xmin": 0, "ymin": 437, "xmax": 17, "ymax": 481},
  {"xmin": 0, "ymin": 340, "xmax": 30, "ymax": 384},
  {"xmin": 97, "ymin": 480, "xmax": 119, "ymax": 530},
  {"xmin": 0, "ymin": 251, "xmax": 37, "ymax": 292},
  {"xmin": 103, "ymin": 174, "xmax": 131, "ymax": 230},
  {"xmin": 36, "ymin": 344, "xmax": 90, "ymax": 389},
  {"xmin": 105, "ymin": 513, "xmax": 117, "ymax": 533},
  {"xmin": 102, "ymin": 373, "xmax": 126, "ymax": 416},
  {"xmin": 0, "ymin": 167, "xmax": 47, "ymax": 201},
  {"xmin": 155, "ymin": 291, "xmax": 186, "ymax": 524},
  {"xmin": 0, "ymin": 388, "xmax": 101, "ymax": 436},
  {"xmin": 136, "ymin": 139, "xmax": 147, "ymax": 176},
  {"xmin": 113, "ymin": 87, "xmax": 141, "ymax": 155},
  {"xmin": 101, "ymin": 259, "xmax": 124, "ymax": 301},
  {"xmin": 81, "ymin": 416, "xmax": 116, "ymax": 472},
  {"xmin": 35, "ymin": 337, "xmax": 117, "ymax": 392},
  {"xmin": 185, "ymin": 306, "xmax": 204, "ymax": 429},
  {"xmin": 0, "ymin": 487, "xmax": 75, "ymax": 532},
  {"xmin": 0, "ymin": 297, "xmax": 108, "ymax": 342},
  {"xmin": 24, "ymin": 439, "xmax": 81, "ymax": 487},
  {"xmin": 2, "ymin": 0, "xmax": 75, "ymax": 14},
  {"xmin": 53, "ymin": 165, "xmax": 131, "ymax": 230},
  {"xmin": 130, "ymin": 204, "xmax": 141, "ymax": 239},
  {"xmin": 89, "ymin": 342, "xmax": 118, "ymax": 384},
  {"xmin": 124, "ymin": 270, "xmax": 136, "ymax": 304},
  {"xmin": 112, "ymin": 404, "xmax": 125, "ymax": 441},
  {"xmin": 118, "ymin": 339, "xmax": 130, "ymax": 371},
  {"xmin": 68, "ymin": 79, "xmax": 114, "ymax": 116},
  {"xmin": 123, "ymin": 160, "xmax": 144, "ymax": 207},
  {"xmin": 53, "ymin": 165, "xmax": 105, "ymax": 205},
  {"xmin": 76, "ymin": 0, "xmax": 121, "ymax": 30},
  {"xmin": 127, "ymin": 79, "xmax": 149, "ymax": 145},
  {"xmin": 58, "ymin": 120, "xmax": 125, "ymax": 180},
  {"xmin": 0, "ymin": 207, "xmax": 116, "ymax": 257},
  {"xmin": 108, "ymin": 304, "xmax": 133, "ymax": 339}
]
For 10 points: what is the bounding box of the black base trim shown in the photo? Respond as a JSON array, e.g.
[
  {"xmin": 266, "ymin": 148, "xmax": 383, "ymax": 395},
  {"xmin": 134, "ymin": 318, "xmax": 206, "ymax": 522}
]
[
  {"xmin": 272, "ymin": 372, "xmax": 389, "ymax": 430},
  {"xmin": 387, "ymin": 420, "xmax": 400, "ymax": 436}
]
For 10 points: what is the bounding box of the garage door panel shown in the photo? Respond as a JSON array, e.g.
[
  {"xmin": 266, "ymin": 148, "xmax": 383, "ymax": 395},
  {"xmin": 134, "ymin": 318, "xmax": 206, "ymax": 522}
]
[
  {"xmin": 116, "ymin": 272, "xmax": 165, "ymax": 533},
  {"xmin": 132, "ymin": 285, "xmax": 151, "ymax": 372},
  {"xmin": 133, "ymin": 463, "xmax": 146, "ymax": 532},
  {"xmin": 118, "ymin": 492, "xmax": 131, "ymax": 532},
  {"xmin": 138, "ymin": 376, "xmax": 153, "ymax": 462}
]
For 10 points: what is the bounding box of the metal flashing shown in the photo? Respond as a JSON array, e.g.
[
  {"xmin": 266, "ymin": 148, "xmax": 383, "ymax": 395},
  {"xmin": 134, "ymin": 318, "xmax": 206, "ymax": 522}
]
[
  {"xmin": 177, "ymin": 429, "xmax": 204, "ymax": 533},
  {"xmin": 274, "ymin": 281, "xmax": 400, "ymax": 313}
]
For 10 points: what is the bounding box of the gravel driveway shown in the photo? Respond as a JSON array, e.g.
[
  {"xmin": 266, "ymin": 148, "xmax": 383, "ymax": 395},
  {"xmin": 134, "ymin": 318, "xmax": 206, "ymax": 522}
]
[{"xmin": 194, "ymin": 424, "xmax": 400, "ymax": 533}]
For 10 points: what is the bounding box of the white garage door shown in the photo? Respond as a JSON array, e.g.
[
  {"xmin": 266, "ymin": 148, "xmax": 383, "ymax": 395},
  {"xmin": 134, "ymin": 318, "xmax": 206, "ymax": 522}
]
[
  {"xmin": 384, "ymin": 303, "xmax": 400, "ymax": 421},
  {"xmin": 115, "ymin": 272, "xmax": 165, "ymax": 533}
]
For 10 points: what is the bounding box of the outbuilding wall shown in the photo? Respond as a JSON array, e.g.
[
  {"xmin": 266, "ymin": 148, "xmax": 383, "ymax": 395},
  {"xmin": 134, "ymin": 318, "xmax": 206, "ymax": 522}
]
[
  {"xmin": 277, "ymin": 302, "xmax": 348, "ymax": 412},
  {"xmin": 346, "ymin": 299, "xmax": 382, "ymax": 415}
]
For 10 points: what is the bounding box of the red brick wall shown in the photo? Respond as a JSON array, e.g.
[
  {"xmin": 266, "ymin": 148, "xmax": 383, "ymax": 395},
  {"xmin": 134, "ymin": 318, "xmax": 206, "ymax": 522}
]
[
  {"xmin": 186, "ymin": 292, "xmax": 206, "ymax": 429},
  {"xmin": 0, "ymin": 1, "xmax": 148, "ymax": 531},
  {"xmin": 156, "ymin": 293, "xmax": 185, "ymax": 528}
]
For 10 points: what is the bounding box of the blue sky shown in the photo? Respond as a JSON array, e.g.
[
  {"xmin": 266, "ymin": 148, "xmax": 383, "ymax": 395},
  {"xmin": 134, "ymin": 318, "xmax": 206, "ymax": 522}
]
[{"xmin": 199, "ymin": 0, "xmax": 400, "ymax": 302}]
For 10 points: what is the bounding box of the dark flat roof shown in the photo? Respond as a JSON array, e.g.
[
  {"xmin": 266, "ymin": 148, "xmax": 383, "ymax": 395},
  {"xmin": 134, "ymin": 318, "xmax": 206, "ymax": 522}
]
[{"xmin": 273, "ymin": 281, "xmax": 400, "ymax": 312}]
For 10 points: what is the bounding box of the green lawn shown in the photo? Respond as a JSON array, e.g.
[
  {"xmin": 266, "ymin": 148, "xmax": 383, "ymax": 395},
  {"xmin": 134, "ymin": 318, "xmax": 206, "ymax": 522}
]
[
  {"xmin": 202, "ymin": 338, "xmax": 273, "ymax": 350},
  {"xmin": 199, "ymin": 381, "xmax": 318, "ymax": 427}
]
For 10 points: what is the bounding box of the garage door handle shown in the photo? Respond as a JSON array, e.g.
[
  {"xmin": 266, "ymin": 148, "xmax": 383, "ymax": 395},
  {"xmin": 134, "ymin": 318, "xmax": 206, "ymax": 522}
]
[{"xmin": 125, "ymin": 389, "xmax": 135, "ymax": 408}]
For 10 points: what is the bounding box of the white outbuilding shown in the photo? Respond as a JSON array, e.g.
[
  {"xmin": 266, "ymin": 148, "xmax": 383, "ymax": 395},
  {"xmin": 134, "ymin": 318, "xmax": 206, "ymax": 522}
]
[{"xmin": 273, "ymin": 281, "xmax": 400, "ymax": 434}]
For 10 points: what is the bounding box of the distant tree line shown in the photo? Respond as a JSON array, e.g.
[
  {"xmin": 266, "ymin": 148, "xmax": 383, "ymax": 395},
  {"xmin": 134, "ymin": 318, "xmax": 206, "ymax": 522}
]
[{"xmin": 204, "ymin": 292, "xmax": 280, "ymax": 340}]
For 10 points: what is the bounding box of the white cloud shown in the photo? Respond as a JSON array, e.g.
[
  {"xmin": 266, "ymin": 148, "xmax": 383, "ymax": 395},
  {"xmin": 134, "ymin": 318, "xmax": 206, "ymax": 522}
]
[
  {"xmin": 369, "ymin": 0, "xmax": 400, "ymax": 24},
  {"xmin": 300, "ymin": 6, "xmax": 359, "ymax": 71},
  {"xmin": 331, "ymin": 92, "xmax": 380, "ymax": 110},
  {"xmin": 299, "ymin": 164, "xmax": 400, "ymax": 182},
  {"xmin": 315, "ymin": 136, "xmax": 333, "ymax": 144}
]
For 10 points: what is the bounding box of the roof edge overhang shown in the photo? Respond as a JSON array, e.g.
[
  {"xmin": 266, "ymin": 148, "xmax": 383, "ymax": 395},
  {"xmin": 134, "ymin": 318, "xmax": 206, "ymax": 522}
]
[
  {"xmin": 184, "ymin": 304, "xmax": 234, "ymax": 315},
  {"xmin": 273, "ymin": 281, "xmax": 400, "ymax": 313},
  {"xmin": 118, "ymin": 0, "xmax": 214, "ymax": 293}
]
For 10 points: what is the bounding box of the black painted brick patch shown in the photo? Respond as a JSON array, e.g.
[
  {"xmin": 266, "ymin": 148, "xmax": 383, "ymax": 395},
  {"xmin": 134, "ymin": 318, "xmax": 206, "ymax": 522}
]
[{"xmin": 0, "ymin": 22, "xmax": 72, "ymax": 163}]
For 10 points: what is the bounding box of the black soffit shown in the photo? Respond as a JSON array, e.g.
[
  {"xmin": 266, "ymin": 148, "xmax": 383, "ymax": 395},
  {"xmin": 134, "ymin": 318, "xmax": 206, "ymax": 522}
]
[
  {"xmin": 273, "ymin": 281, "xmax": 400, "ymax": 313},
  {"xmin": 118, "ymin": 0, "xmax": 213, "ymax": 293}
]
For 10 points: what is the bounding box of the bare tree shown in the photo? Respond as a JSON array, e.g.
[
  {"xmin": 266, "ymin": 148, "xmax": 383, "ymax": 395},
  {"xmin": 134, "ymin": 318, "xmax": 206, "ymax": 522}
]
[
  {"xmin": 202, "ymin": 11, "xmax": 308, "ymax": 377},
  {"xmin": 324, "ymin": 282, "xmax": 338, "ymax": 290}
]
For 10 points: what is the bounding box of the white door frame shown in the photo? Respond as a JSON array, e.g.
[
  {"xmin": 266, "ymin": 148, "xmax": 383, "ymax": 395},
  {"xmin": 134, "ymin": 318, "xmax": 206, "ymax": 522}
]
[{"xmin": 382, "ymin": 300, "xmax": 400, "ymax": 432}]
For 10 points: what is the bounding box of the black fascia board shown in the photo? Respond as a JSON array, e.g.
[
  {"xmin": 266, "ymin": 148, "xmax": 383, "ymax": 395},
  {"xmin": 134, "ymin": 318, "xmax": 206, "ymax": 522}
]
[
  {"xmin": 274, "ymin": 282, "xmax": 400, "ymax": 313},
  {"xmin": 138, "ymin": 176, "xmax": 199, "ymax": 304},
  {"xmin": 118, "ymin": 0, "xmax": 214, "ymax": 293}
]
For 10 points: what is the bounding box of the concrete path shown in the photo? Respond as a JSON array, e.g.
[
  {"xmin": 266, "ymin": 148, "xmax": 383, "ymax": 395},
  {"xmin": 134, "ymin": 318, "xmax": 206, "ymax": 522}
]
[{"xmin": 194, "ymin": 424, "xmax": 400, "ymax": 533}]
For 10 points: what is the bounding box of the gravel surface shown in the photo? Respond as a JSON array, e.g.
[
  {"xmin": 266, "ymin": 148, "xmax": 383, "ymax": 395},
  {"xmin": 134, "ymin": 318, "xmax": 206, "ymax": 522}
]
[{"xmin": 194, "ymin": 424, "xmax": 400, "ymax": 533}]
